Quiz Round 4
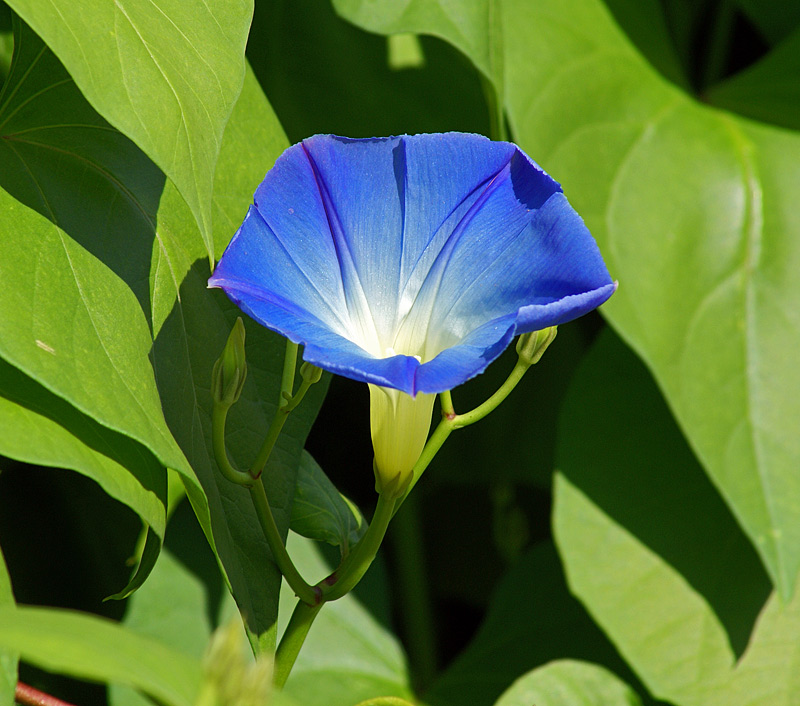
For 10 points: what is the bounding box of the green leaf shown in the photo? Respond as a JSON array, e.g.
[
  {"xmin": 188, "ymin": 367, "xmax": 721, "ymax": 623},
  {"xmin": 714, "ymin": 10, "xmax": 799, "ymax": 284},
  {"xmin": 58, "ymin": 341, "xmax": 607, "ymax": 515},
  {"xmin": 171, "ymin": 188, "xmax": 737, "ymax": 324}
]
[
  {"xmin": 5, "ymin": 0, "xmax": 253, "ymax": 262},
  {"xmin": 552, "ymin": 328, "xmax": 781, "ymax": 705},
  {"xmin": 279, "ymin": 534, "xmax": 415, "ymax": 706},
  {"xmin": 493, "ymin": 660, "xmax": 643, "ymax": 706},
  {"xmin": 720, "ymin": 586, "xmax": 800, "ymax": 706},
  {"xmin": 426, "ymin": 542, "xmax": 651, "ymax": 706},
  {"xmin": 0, "ymin": 11, "xmax": 325, "ymax": 646},
  {"xmin": 0, "ymin": 605, "xmax": 201, "ymax": 706},
  {"xmin": 601, "ymin": 0, "xmax": 688, "ymax": 90},
  {"xmin": 333, "ymin": 0, "xmax": 503, "ymax": 88},
  {"xmin": 290, "ymin": 451, "xmax": 366, "ymax": 552},
  {"xmin": 498, "ymin": 0, "xmax": 800, "ymax": 598},
  {"xmin": 0, "ymin": 17, "xmax": 191, "ymax": 486},
  {"xmin": 0, "ymin": 547, "xmax": 17, "ymax": 706},
  {"xmin": 706, "ymin": 25, "xmax": 800, "ymax": 131}
]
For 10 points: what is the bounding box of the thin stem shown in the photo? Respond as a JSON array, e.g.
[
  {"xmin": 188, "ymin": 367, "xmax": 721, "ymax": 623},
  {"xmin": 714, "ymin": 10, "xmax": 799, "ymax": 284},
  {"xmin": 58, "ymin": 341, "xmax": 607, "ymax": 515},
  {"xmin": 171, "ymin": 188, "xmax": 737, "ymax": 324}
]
[
  {"xmin": 15, "ymin": 683, "xmax": 77, "ymax": 706},
  {"xmin": 280, "ymin": 341, "xmax": 299, "ymax": 401},
  {"xmin": 249, "ymin": 346, "xmax": 317, "ymax": 477},
  {"xmin": 322, "ymin": 493, "xmax": 396, "ymax": 601},
  {"xmin": 397, "ymin": 353, "xmax": 535, "ymax": 510},
  {"xmin": 248, "ymin": 408, "xmax": 290, "ymax": 478},
  {"xmin": 439, "ymin": 389, "xmax": 455, "ymax": 418},
  {"xmin": 211, "ymin": 403, "xmax": 253, "ymax": 486},
  {"xmin": 249, "ymin": 478, "xmax": 318, "ymax": 606},
  {"xmin": 353, "ymin": 699, "xmax": 416, "ymax": 706},
  {"xmin": 452, "ymin": 358, "xmax": 529, "ymax": 428},
  {"xmin": 273, "ymin": 599, "xmax": 323, "ymax": 688},
  {"xmin": 391, "ymin": 493, "xmax": 438, "ymax": 689}
]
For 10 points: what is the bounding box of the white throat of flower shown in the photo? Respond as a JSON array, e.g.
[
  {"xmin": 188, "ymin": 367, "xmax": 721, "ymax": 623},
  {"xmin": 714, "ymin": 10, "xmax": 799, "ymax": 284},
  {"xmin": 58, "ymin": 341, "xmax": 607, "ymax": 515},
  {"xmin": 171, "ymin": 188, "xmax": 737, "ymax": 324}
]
[{"xmin": 340, "ymin": 281, "xmax": 444, "ymax": 497}]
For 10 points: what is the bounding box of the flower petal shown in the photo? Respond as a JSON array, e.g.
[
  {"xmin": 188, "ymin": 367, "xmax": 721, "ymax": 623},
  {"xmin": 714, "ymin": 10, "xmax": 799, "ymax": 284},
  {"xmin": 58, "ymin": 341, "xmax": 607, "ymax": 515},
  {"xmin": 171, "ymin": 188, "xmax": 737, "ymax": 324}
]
[{"xmin": 210, "ymin": 133, "xmax": 616, "ymax": 396}]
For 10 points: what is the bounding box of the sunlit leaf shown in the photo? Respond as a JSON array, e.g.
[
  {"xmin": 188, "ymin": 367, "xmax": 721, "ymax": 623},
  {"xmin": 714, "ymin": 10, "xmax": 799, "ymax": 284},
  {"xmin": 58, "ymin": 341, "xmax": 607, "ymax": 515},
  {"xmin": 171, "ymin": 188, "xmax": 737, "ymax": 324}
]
[
  {"xmin": 493, "ymin": 660, "xmax": 642, "ymax": 706},
  {"xmin": 0, "ymin": 605, "xmax": 200, "ymax": 706},
  {"xmin": 501, "ymin": 0, "xmax": 800, "ymax": 598},
  {"xmin": 5, "ymin": 0, "xmax": 253, "ymax": 262},
  {"xmin": 553, "ymin": 328, "xmax": 786, "ymax": 705}
]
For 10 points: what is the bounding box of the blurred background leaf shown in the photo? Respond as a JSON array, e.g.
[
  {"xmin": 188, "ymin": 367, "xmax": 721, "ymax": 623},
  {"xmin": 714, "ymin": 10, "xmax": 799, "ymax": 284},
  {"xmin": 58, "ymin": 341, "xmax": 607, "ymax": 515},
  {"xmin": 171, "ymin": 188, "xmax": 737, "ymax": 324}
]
[{"xmin": 0, "ymin": 605, "xmax": 201, "ymax": 706}]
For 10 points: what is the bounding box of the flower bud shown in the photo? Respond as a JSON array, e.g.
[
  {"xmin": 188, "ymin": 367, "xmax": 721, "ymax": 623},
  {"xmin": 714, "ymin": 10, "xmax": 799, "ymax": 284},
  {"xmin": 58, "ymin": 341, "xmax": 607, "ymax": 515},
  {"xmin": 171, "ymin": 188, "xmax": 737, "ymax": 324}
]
[
  {"xmin": 299, "ymin": 361, "xmax": 323, "ymax": 385},
  {"xmin": 212, "ymin": 318, "xmax": 247, "ymax": 407},
  {"xmin": 369, "ymin": 385, "xmax": 435, "ymax": 498},
  {"xmin": 516, "ymin": 326, "xmax": 557, "ymax": 366}
]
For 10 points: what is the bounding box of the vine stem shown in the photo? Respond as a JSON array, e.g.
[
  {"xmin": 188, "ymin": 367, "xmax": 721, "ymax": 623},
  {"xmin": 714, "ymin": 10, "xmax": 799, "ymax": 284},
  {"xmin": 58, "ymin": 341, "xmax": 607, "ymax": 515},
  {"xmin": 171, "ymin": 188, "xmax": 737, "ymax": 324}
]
[
  {"xmin": 273, "ymin": 600, "xmax": 324, "ymax": 688},
  {"xmin": 321, "ymin": 492, "xmax": 396, "ymax": 602},
  {"xmin": 15, "ymin": 683, "xmax": 77, "ymax": 706},
  {"xmin": 249, "ymin": 476, "xmax": 318, "ymax": 606}
]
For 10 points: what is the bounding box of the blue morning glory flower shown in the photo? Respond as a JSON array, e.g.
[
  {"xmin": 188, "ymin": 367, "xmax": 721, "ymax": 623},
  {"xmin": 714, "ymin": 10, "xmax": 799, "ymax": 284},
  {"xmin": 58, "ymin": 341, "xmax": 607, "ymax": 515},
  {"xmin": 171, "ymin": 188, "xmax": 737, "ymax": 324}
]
[{"xmin": 209, "ymin": 133, "xmax": 615, "ymax": 492}]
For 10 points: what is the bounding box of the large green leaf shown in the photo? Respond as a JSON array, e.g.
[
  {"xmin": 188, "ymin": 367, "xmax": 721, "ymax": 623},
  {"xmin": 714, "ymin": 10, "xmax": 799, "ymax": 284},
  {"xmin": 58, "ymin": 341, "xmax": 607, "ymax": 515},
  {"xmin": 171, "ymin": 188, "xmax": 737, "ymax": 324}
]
[
  {"xmin": 493, "ymin": 661, "xmax": 642, "ymax": 706},
  {"xmin": 553, "ymin": 328, "xmax": 790, "ymax": 705},
  {"xmin": 498, "ymin": 0, "xmax": 800, "ymax": 598},
  {"xmin": 0, "ymin": 605, "xmax": 201, "ymax": 706},
  {"xmin": 5, "ymin": 0, "xmax": 252, "ymax": 262},
  {"xmin": 0, "ymin": 359, "xmax": 165, "ymax": 549},
  {"xmin": 0, "ymin": 17, "xmax": 189, "ymax": 487},
  {"xmin": 279, "ymin": 533, "xmax": 415, "ymax": 706},
  {"xmin": 0, "ymin": 13, "xmax": 326, "ymax": 646}
]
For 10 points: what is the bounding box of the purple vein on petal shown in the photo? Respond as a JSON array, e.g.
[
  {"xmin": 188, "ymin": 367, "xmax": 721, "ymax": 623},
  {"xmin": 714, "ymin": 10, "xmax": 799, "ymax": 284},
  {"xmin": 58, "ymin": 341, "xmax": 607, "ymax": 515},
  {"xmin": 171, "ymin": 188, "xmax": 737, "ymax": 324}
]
[
  {"xmin": 397, "ymin": 161, "xmax": 513, "ymax": 355},
  {"xmin": 301, "ymin": 140, "xmax": 380, "ymax": 353},
  {"xmin": 250, "ymin": 206, "xmax": 351, "ymax": 334}
]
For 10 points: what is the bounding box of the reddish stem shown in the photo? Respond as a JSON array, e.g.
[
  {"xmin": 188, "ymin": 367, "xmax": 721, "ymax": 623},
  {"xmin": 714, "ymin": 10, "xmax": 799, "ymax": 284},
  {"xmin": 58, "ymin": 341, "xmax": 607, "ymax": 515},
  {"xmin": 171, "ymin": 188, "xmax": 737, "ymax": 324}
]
[{"xmin": 15, "ymin": 682, "xmax": 78, "ymax": 706}]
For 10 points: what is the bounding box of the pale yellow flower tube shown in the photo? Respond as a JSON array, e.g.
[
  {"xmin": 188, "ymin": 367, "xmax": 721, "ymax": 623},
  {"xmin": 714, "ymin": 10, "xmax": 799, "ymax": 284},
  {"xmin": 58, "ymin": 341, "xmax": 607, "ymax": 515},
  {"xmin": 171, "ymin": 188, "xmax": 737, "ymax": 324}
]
[{"xmin": 368, "ymin": 385, "xmax": 436, "ymax": 497}]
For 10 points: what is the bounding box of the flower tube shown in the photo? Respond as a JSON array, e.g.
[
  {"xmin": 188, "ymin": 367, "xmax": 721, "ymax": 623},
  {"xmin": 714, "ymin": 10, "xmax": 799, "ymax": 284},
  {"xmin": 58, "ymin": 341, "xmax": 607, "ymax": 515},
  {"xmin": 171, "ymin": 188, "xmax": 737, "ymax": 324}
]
[{"xmin": 209, "ymin": 133, "xmax": 616, "ymax": 493}]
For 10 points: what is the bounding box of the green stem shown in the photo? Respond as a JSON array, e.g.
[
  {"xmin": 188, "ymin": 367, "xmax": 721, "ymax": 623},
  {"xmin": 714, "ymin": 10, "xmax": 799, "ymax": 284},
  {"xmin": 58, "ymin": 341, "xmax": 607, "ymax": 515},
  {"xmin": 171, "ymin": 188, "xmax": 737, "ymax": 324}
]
[
  {"xmin": 452, "ymin": 358, "xmax": 530, "ymax": 428},
  {"xmin": 273, "ymin": 599, "xmax": 323, "ymax": 688},
  {"xmin": 211, "ymin": 403, "xmax": 253, "ymax": 486},
  {"xmin": 352, "ymin": 699, "xmax": 416, "ymax": 706},
  {"xmin": 249, "ymin": 478, "xmax": 318, "ymax": 606},
  {"xmin": 281, "ymin": 341, "xmax": 299, "ymax": 399},
  {"xmin": 397, "ymin": 355, "xmax": 535, "ymax": 509},
  {"xmin": 391, "ymin": 493, "xmax": 437, "ymax": 689},
  {"xmin": 322, "ymin": 493, "xmax": 396, "ymax": 601},
  {"xmin": 249, "ymin": 347, "xmax": 322, "ymax": 478}
]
